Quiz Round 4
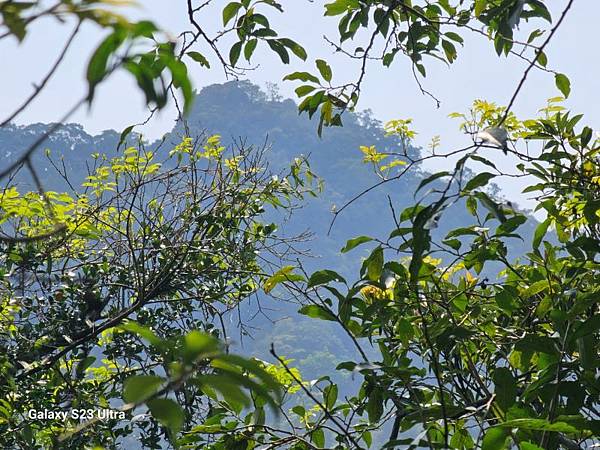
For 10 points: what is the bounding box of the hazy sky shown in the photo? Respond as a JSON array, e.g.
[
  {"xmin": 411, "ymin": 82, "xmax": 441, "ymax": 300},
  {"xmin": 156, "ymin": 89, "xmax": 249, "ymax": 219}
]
[{"xmin": 1, "ymin": 0, "xmax": 598, "ymax": 211}]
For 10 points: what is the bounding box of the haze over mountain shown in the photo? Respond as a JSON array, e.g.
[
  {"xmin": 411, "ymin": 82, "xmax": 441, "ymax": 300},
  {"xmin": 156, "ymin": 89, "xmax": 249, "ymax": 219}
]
[{"xmin": 0, "ymin": 81, "xmax": 537, "ymax": 384}]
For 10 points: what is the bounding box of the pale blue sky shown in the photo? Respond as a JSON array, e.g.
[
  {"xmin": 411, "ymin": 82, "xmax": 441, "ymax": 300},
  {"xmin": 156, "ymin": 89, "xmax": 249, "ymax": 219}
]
[{"xmin": 1, "ymin": 1, "xmax": 598, "ymax": 210}]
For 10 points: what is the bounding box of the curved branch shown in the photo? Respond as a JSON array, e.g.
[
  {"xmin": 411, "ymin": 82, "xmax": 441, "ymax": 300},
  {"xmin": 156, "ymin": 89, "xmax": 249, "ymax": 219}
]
[
  {"xmin": 499, "ymin": 0, "xmax": 576, "ymax": 125},
  {"xmin": 1, "ymin": 20, "xmax": 82, "ymax": 127}
]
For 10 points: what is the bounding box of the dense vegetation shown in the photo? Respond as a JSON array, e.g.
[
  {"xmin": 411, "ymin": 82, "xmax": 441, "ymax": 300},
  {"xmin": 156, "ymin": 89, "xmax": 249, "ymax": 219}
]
[{"xmin": 1, "ymin": 1, "xmax": 599, "ymax": 449}]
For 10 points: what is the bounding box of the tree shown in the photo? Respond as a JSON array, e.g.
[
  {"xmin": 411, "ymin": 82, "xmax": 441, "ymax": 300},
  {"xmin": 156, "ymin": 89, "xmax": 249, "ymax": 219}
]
[
  {"xmin": 265, "ymin": 99, "xmax": 600, "ymax": 449},
  {"xmin": 0, "ymin": 134, "xmax": 321, "ymax": 447}
]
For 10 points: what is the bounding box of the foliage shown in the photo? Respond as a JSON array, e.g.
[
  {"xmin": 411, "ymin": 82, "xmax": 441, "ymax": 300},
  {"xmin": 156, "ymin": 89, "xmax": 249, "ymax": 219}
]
[
  {"xmin": 0, "ymin": 135, "xmax": 318, "ymax": 448},
  {"xmin": 2, "ymin": 0, "xmax": 193, "ymax": 112},
  {"xmin": 282, "ymin": 0, "xmax": 562, "ymax": 133},
  {"xmin": 259, "ymin": 99, "xmax": 600, "ymax": 449}
]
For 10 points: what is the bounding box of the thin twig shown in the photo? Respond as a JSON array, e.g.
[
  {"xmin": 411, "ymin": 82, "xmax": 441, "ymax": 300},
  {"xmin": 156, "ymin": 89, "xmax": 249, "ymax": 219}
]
[
  {"xmin": 1, "ymin": 21, "xmax": 82, "ymax": 127},
  {"xmin": 499, "ymin": 0, "xmax": 576, "ymax": 125}
]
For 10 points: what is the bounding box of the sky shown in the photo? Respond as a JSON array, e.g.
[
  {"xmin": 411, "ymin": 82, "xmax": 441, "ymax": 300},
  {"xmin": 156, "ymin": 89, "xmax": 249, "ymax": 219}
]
[{"xmin": 1, "ymin": 0, "xmax": 598, "ymax": 212}]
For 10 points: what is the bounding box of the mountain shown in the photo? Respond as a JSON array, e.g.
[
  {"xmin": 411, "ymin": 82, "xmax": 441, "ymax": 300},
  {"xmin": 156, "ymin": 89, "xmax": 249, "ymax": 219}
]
[
  {"xmin": 0, "ymin": 81, "xmax": 537, "ymax": 386},
  {"xmin": 0, "ymin": 122, "xmax": 124, "ymax": 191}
]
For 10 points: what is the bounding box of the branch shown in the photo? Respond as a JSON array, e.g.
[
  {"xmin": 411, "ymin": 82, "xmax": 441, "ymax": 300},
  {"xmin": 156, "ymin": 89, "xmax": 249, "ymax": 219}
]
[
  {"xmin": 499, "ymin": 0, "xmax": 576, "ymax": 125},
  {"xmin": 1, "ymin": 20, "xmax": 82, "ymax": 127},
  {"xmin": 270, "ymin": 345, "xmax": 365, "ymax": 450}
]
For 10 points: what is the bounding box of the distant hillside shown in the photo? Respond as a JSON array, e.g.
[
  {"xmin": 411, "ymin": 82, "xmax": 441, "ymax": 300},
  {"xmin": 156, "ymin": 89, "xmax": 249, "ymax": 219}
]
[
  {"xmin": 0, "ymin": 81, "xmax": 537, "ymax": 384},
  {"xmin": 0, "ymin": 123, "xmax": 124, "ymax": 191}
]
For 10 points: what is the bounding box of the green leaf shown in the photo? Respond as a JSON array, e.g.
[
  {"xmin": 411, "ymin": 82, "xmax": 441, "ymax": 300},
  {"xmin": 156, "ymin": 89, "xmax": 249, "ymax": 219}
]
[
  {"xmin": 366, "ymin": 387, "xmax": 383, "ymax": 422},
  {"xmin": 446, "ymin": 226, "xmax": 479, "ymax": 239},
  {"xmin": 451, "ymin": 428, "xmax": 475, "ymax": 449},
  {"xmin": 382, "ymin": 49, "xmax": 398, "ymax": 67},
  {"xmin": 244, "ymin": 39, "xmax": 258, "ymax": 61},
  {"xmin": 466, "ymin": 196, "xmax": 477, "ymax": 216},
  {"xmin": 520, "ymin": 443, "xmax": 544, "ymax": 450},
  {"xmin": 292, "ymin": 405, "xmax": 306, "ymax": 416},
  {"xmin": 264, "ymin": 266, "xmax": 305, "ymax": 293},
  {"xmin": 497, "ymin": 418, "xmax": 579, "ymax": 433},
  {"xmin": 283, "ymin": 71, "xmax": 320, "ymax": 83},
  {"xmin": 267, "ymin": 39, "xmax": 290, "ymax": 64},
  {"xmin": 311, "ymin": 428, "xmax": 325, "ymax": 447},
  {"xmin": 444, "ymin": 31, "xmax": 464, "ymax": 44},
  {"xmin": 119, "ymin": 321, "xmax": 163, "ymax": 347},
  {"xmin": 396, "ymin": 318, "xmax": 415, "ymax": 344},
  {"xmin": 124, "ymin": 60, "xmax": 166, "ymax": 110},
  {"xmin": 2, "ymin": 5, "xmax": 30, "ymax": 41},
  {"xmin": 321, "ymin": 99, "xmax": 333, "ymax": 129},
  {"xmin": 253, "ymin": 27, "xmax": 277, "ymax": 37},
  {"xmin": 533, "ymin": 218, "xmax": 551, "ymax": 249},
  {"xmin": 325, "ymin": 0, "xmax": 357, "ymax": 16},
  {"xmin": 523, "ymin": 280, "xmax": 549, "ymax": 298},
  {"xmin": 497, "ymin": 215, "xmax": 527, "ymax": 234},
  {"xmin": 308, "ymin": 269, "xmax": 345, "ymax": 288},
  {"xmin": 250, "ymin": 12, "xmax": 270, "ymax": 28},
  {"xmin": 578, "ymin": 334, "xmax": 596, "ymax": 370},
  {"xmin": 298, "ymin": 304, "xmax": 336, "ymax": 321},
  {"xmin": 197, "ymin": 374, "xmax": 251, "ymax": 410},
  {"xmin": 187, "ymin": 51, "xmax": 210, "ymax": 68},
  {"xmin": 117, "ymin": 125, "xmax": 135, "ymax": 151},
  {"xmin": 493, "ymin": 367, "xmax": 517, "ymax": 410},
  {"xmin": 76, "ymin": 356, "xmax": 96, "ymax": 377},
  {"xmin": 409, "ymin": 206, "xmax": 435, "ymax": 280},
  {"xmin": 475, "ymin": 192, "xmax": 506, "ymax": 222},
  {"xmin": 581, "ymin": 126, "xmax": 593, "ymax": 148},
  {"xmin": 495, "ymin": 289, "xmax": 519, "ymax": 315},
  {"xmin": 464, "ymin": 172, "xmax": 496, "ymax": 192},
  {"xmin": 474, "ymin": 0, "xmax": 487, "ymax": 17},
  {"xmin": 537, "ymin": 50, "xmax": 547, "ymax": 67},
  {"xmin": 315, "ymin": 59, "xmax": 332, "ymax": 82},
  {"xmin": 441, "ymin": 39, "xmax": 457, "ymax": 63},
  {"xmin": 365, "ymin": 246, "xmax": 384, "ymax": 282},
  {"xmin": 373, "ymin": 8, "xmax": 389, "ymax": 37},
  {"xmin": 123, "ymin": 375, "xmax": 164, "ymax": 403},
  {"xmin": 217, "ymin": 354, "xmax": 281, "ymax": 393},
  {"xmin": 184, "ymin": 330, "xmax": 219, "ymax": 361},
  {"xmin": 443, "ymin": 238, "xmax": 461, "ymax": 250},
  {"xmin": 295, "ymin": 85, "xmax": 316, "ymax": 97},
  {"xmin": 528, "ymin": 1, "xmax": 552, "ymax": 22},
  {"xmin": 341, "ymin": 235, "xmax": 373, "ymax": 253},
  {"xmin": 131, "ymin": 20, "xmax": 158, "ymax": 38},
  {"xmin": 166, "ymin": 59, "xmax": 193, "ymax": 113},
  {"xmin": 229, "ymin": 41, "xmax": 243, "ymax": 66},
  {"xmin": 515, "ymin": 334, "xmax": 557, "ymax": 355},
  {"xmin": 471, "ymin": 154, "xmax": 497, "ymax": 169},
  {"xmin": 86, "ymin": 29, "xmax": 126, "ymax": 102},
  {"xmin": 482, "ymin": 427, "xmax": 508, "ymax": 450},
  {"xmin": 324, "ymin": 384, "xmax": 338, "ymax": 409},
  {"xmin": 223, "ymin": 2, "xmax": 243, "ymax": 26},
  {"xmin": 555, "ymin": 73, "xmax": 571, "ymax": 98},
  {"xmin": 527, "ymin": 29, "xmax": 543, "ymax": 44},
  {"xmin": 362, "ymin": 430, "xmax": 373, "ymax": 447},
  {"xmin": 571, "ymin": 315, "xmax": 600, "ymax": 341},
  {"xmin": 278, "ymin": 38, "xmax": 307, "ymax": 60},
  {"xmin": 416, "ymin": 171, "xmax": 451, "ymax": 193},
  {"xmin": 147, "ymin": 398, "xmax": 185, "ymax": 437}
]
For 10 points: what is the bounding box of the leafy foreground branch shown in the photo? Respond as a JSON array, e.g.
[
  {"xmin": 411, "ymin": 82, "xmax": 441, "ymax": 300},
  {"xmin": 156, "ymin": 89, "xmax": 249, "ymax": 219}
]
[
  {"xmin": 0, "ymin": 135, "xmax": 321, "ymax": 448},
  {"xmin": 261, "ymin": 100, "xmax": 600, "ymax": 450}
]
